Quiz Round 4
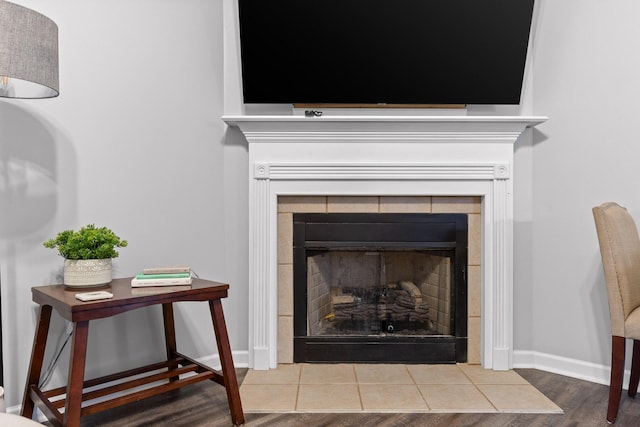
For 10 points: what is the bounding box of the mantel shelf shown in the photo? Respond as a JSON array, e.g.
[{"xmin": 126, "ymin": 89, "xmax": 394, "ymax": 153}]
[
  {"xmin": 223, "ymin": 114, "xmax": 547, "ymax": 127},
  {"xmin": 223, "ymin": 114, "xmax": 547, "ymax": 146}
]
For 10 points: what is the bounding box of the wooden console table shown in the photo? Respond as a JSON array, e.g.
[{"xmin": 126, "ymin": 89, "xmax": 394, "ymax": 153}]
[{"xmin": 21, "ymin": 278, "xmax": 245, "ymax": 426}]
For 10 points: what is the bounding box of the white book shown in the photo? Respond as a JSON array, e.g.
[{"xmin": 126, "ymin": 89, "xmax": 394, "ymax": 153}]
[{"xmin": 131, "ymin": 276, "xmax": 193, "ymax": 287}]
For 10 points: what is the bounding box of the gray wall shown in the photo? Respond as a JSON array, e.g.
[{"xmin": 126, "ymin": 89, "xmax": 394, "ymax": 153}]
[
  {"xmin": 224, "ymin": 0, "xmax": 640, "ymax": 384},
  {"xmin": 0, "ymin": 0, "xmax": 251, "ymax": 409},
  {"xmin": 521, "ymin": 0, "xmax": 640, "ymax": 377},
  {"xmin": 2, "ymin": 0, "xmax": 636, "ymax": 411}
]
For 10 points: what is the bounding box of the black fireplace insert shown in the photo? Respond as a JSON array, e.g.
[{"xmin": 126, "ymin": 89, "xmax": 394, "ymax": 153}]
[{"xmin": 293, "ymin": 213, "xmax": 468, "ymax": 364}]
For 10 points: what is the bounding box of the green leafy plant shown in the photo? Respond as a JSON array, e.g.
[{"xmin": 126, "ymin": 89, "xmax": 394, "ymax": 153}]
[{"xmin": 43, "ymin": 224, "xmax": 128, "ymax": 260}]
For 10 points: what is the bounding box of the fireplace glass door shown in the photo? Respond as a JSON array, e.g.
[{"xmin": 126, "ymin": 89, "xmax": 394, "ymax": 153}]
[{"xmin": 307, "ymin": 250, "xmax": 452, "ymax": 337}]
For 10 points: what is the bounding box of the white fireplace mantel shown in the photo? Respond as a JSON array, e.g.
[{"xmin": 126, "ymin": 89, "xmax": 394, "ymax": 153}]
[{"xmin": 223, "ymin": 114, "xmax": 547, "ymax": 371}]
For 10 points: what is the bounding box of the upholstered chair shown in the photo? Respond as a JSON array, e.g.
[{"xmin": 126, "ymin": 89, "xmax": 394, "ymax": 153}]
[{"xmin": 593, "ymin": 202, "xmax": 640, "ymax": 423}]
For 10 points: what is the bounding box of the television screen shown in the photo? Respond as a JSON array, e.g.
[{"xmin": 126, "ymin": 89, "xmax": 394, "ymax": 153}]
[{"xmin": 238, "ymin": 0, "xmax": 535, "ymax": 105}]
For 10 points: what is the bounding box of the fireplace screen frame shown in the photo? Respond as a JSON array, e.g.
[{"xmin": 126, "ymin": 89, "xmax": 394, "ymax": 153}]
[{"xmin": 293, "ymin": 213, "xmax": 468, "ymax": 364}]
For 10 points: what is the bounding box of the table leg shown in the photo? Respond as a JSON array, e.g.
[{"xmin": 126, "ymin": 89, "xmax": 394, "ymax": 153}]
[
  {"xmin": 209, "ymin": 299, "xmax": 245, "ymax": 426},
  {"xmin": 162, "ymin": 303, "xmax": 179, "ymax": 380},
  {"xmin": 21, "ymin": 305, "xmax": 53, "ymax": 419},
  {"xmin": 63, "ymin": 321, "xmax": 89, "ymax": 427}
]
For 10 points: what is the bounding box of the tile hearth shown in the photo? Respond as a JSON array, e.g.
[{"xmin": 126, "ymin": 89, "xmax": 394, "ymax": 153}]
[{"xmin": 239, "ymin": 364, "xmax": 563, "ymax": 414}]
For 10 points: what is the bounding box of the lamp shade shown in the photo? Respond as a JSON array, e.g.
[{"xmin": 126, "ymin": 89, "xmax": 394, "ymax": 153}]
[{"xmin": 0, "ymin": 1, "xmax": 58, "ymax": 98}]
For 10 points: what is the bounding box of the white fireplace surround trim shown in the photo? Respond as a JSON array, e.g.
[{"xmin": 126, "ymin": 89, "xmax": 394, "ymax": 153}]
[{"xmin": 223, "ymin": 115, "xmax": 547, "ymax": 372}]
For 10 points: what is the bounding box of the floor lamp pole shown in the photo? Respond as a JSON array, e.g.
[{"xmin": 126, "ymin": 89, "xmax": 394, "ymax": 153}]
[{"xmin": 0, "ymin": 0, "xmax": 60, "ymax": 391}]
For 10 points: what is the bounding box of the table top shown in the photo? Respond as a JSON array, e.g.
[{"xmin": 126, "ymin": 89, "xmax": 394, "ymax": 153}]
[{"xmin": 31, "ymin": 277, "xmax": 229, "ymax": 322}]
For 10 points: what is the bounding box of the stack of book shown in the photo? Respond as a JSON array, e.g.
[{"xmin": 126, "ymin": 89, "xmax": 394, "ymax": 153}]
[{"xmin": 131, "ymin": 266, "xmax": 193, "ymax": 287}]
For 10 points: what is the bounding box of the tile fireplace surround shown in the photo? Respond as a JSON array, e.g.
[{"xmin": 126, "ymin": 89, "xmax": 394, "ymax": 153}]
[{"xmin": 223, "ymin": 114, "xmax": 546, "ymax": 371}]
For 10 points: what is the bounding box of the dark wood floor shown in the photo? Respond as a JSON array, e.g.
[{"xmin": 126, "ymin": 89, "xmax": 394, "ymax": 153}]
[{"xmin": 45, "ymin": 368, "xmax": 640, "ymax": 427}]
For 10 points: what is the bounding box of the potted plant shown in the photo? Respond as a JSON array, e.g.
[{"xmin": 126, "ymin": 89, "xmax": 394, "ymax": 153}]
[{"xmin": 43, "ymin": 224, "xmax": 128, "ymax": 288}]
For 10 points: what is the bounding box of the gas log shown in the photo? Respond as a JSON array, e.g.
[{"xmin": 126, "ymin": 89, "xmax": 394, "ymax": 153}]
[{"xmin": 330, "ymin": 281, "xmax": 430, "ymax": 324}]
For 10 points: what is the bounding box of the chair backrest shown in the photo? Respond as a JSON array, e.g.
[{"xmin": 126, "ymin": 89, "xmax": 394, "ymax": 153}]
[{"xmin": 593, "ymin": 202, "xmax": 640, "ymax": 336}]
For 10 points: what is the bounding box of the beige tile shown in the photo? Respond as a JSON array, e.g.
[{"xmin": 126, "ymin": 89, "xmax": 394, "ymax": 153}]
[
  {"xmin": 300, "ymin": 363, "xmax": 357, "ymax": 384},
  {"xmin": 278, "ymin": 264, "xmax": 293, "ymax": 316},
  {"xmin": 459, "ymin": 365, "xmax": 528, "ymax": 385},
  {"xmin": 297, "ymin": 384, "xmax": 362, "ymax": 411},
  {"xmin": 277, "ymin": 212, "xmax": 293, "ymax": 264},
  {"xmin": 239, "ymin": 384, "xmax": 298, "ymax": 412},
  {"xmin": 419, "ymin": 384, "xmax": 496, "ymax": 412},
  {"xmin": 359, "ymin": 384, "xmax": 429, "ymax": 411},
  {"xmin": 241, "ymin": 364, "xmax": 562, "ymax": 414},
  {"xmin": 354, "ymin": 364, "xmax": 413, "ymax": 384},
  {"xmin": 278, "ymin": 316, "xmax": 293, "ymax": 364},
  {"xmin": 278, "ymin": 196, "xmax": 327, "ymax": 213},
  {"xmin": 468, "ymin": 213, "xmax": 482, "ymax": 266},
  {"xmin": 407, "ymin": 364, "xmax": 471, "ymax": 384},
  {"xmin": 467, "ymin": 317, "xmax": 482, "ymax": 365},
  {"xmin": 327, "ymin": 196, "xmax": 379, "ymax": 212},
  {"xmin": 478, "ymin": 384, "xmax": 563, "ymax": 413},
  {"xmin": 467, "ymin": 265, "xmax": 481, "ymax": 317},
  {"xmin": 432, "ymin": 196, "xmax": 481, "ymax": 214},
  {"xmin": 379, "ymin": 196, "xmax": 432, "ymax": 213},
  {"xmin": 242, "ymin": 364, "xmax": 301, "ymax": 385}
]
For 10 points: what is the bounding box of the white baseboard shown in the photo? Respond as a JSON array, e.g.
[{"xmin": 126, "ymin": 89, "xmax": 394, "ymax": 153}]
[
  {"xmin": 513, "ymin": 349, "xmax": 623, "ymax": 388},
  {"xmin": 9, "ymin": 350, "xmax": 616, "ymax": 419},
  {"xmin": 218, "ymin": 349, "xmax": 616, "ymax": 388},
  {"xmin": 195, "ymin": 350, "xmax": 250, "ymax": 370},
  {"xmin": 161, "ymin": 350, "xmax": 613, "ymax": 391}
]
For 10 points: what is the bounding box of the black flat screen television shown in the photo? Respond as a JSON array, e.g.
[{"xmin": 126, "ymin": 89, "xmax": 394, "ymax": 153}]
[{"xmin": 238, "ymin": 0, "xmax": 535, "ymax": 106}]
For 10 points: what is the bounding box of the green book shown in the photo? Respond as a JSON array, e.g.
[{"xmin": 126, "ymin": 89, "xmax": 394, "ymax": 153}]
[{"xmin": 135, "ymin": 272, "xmax": 191, "ymax": 280}]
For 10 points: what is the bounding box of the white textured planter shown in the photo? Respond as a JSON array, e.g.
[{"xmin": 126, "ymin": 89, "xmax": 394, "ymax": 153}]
[{"xmin": 64, "ymin": 258, "xmax": 112, "ymax": 288}]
